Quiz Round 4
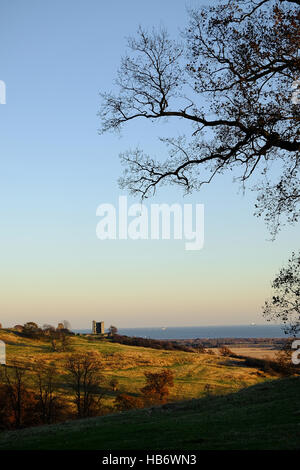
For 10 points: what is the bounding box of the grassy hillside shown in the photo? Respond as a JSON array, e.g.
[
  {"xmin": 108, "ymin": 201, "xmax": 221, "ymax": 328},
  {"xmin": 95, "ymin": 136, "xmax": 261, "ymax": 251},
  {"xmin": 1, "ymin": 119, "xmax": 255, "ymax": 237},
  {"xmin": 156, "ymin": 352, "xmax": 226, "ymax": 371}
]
[
  {"xmin": 0, "ymin": 329, "xmax": 273, "ymax": 410},
  {"xmin": 1, "ymin": 329, "xmax": 294, "ymax": 450},
  {"xmin": 0, "ymin": 376, "xmax": 299, "ymax": 450}
]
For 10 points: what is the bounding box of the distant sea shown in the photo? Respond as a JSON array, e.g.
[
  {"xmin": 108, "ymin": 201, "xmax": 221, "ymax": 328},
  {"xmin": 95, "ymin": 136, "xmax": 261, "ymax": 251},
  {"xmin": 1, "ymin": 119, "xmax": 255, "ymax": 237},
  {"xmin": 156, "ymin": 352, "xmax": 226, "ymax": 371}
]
[{"xmin": 74, "ymin": 324, "xmax": 287, "ymax": 340}]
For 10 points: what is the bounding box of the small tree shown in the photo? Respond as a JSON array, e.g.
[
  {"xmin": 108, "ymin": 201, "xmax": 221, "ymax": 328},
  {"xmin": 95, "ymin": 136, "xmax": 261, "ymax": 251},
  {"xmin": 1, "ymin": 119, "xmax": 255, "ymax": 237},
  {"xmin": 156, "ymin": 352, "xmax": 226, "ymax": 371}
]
[
  {"xmin": 219, "ymin": 346, "xmax": 235, "ymax": 357},
  {"xmin": 65, "ymin": 352, "xmax": 104, "ymax": 418},
  {"xmin": 108, "ymin": 325, "xmax": 118, "ymax": 337},
  {"xmin": 22, "ymin": 322, "xmax": 41, "ymax": 339},
  {"xmin": 196, "ymin": 344, "xmax": 207, "ymax": 354},
  {"xmin": 109, "ymin": 377, "xmax": 119, "ymax": 392},
  {"xmin": 274, "ymin": 339, "xmax": 299, "ymax": 375},
  {"xmin": 24, "ymin": 321, "xmax": 38, "ymax": 329},
  {"xmin": 204, "ymin": 383, "xmax": 213, "ymax": 397},
  {"xmin": 115, "ymin": 393, "xmax": 143, "ymax": 411},
  {"xmin": 263, "ymin": 251, "xmax": 300, "ymax": 336},
  {"xmin": 0, "ymin": 362, "xmax": 33, "ymax": 428},
  {"xmin": 59, "ymin": 330, "xmax": 72, "ymax": 352},
  {"xmin": 32, "ymin": 360, "xmax": 65, "ymax": 424},
  {"xmin": 46, "ymin": 328, "xmax": 60, "ymax": 352},
  {"xmin": 141, "ymin": 370, "xmax": 174, "ymax": 404},
  {"xmin": 42, "ymin": 324, "xmax": 55, "ymax": 333},
  {"xmin": 44, "ymin": 325, "xmax": 72, "ymax": 352}
]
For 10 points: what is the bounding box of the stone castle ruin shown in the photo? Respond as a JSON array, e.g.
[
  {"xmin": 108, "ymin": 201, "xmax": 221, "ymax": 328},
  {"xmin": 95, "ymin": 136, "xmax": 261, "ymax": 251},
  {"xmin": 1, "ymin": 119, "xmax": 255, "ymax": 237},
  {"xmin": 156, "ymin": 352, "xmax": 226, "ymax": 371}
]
[{"xmin": 92, "ymin": 320, "xmax": 104, "ymax": 335}]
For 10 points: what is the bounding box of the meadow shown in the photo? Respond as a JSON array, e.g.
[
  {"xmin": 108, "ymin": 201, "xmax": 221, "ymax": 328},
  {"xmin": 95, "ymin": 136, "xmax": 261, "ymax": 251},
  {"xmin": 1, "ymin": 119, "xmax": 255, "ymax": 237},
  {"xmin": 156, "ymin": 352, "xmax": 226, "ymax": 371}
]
[
  {"xmin": 0, "ymin": 375, "xmax": 299, "ymax": 450},
  {"xmin": 1, "ymin": 328, "xmax": 297, "ymax": 450},
  {"xmin": 0, "ymin": 329, "xmax": 275, "ymax": 412}
]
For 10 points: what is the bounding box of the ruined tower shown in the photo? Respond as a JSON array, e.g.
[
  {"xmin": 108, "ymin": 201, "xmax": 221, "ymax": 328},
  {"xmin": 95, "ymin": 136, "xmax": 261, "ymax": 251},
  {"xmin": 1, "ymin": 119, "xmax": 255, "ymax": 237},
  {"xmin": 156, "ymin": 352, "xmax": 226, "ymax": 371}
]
[{"xmin": 92, "ymin": 320, "xmax": 104, "ymax": 335}]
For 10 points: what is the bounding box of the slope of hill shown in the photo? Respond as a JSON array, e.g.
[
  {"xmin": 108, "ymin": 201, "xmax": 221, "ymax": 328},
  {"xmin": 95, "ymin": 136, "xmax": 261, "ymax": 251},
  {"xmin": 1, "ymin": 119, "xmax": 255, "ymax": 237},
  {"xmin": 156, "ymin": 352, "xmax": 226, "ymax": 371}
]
[
  {"xmin": 0, "ymin": 329, "xmax": 273, "ymax": 409},
  {"xmin": 0, "ymin": 376, "xmax": 299, "ymax": 450},
  {"xmin": 1, "ymin": 329, "xmax": 295, "ymax": 450}
]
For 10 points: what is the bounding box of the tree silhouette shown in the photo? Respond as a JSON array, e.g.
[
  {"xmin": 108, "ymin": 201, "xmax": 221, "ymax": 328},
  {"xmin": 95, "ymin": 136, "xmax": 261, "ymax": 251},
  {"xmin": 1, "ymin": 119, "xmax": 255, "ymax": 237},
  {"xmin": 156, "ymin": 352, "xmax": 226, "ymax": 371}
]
[
  {"xmin": 99, "ymin": 0, "xmax": 299, "ymax": 238},
  {"xmin": 263, "ymin": 251, "xmax": 300, "ymax": 335},
  {"xmin": 65, "ymin": 352, "xmax": 104, "ymax": 418}
]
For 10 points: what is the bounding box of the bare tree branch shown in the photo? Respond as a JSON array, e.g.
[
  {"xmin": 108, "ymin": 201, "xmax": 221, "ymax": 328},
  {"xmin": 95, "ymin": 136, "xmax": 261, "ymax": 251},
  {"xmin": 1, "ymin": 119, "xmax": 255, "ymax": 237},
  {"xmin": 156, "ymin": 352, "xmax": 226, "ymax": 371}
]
[{"xmin": 99, "ymin": 0, "xmax": 300, "ymax": 236}]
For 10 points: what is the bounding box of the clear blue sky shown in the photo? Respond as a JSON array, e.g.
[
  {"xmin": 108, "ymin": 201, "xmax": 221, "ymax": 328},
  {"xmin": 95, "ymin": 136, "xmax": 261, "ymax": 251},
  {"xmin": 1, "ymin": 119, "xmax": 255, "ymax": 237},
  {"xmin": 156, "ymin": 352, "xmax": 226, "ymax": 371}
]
[{"xmin": 0, "ymin": 0, "xmax": 299, "ymax": 328}]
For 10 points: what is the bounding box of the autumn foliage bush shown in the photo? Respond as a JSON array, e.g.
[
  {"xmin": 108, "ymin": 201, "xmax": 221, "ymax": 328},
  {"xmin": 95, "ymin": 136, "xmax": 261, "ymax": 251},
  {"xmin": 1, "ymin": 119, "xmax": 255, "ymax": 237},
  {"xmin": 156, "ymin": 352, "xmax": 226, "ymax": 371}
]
[
  {"xmin": 0, "ymin": 362, "xmax": 71, "ymax": 430},
  {"xmin": 115, "ymin": 369, "xmax": 175, "ymax": 410},
  {"xmin": 219, "ymin": 346, "xmax": 236, "ymax": 357},
  {"xmin": 115, "ymin": 393, "xmax": 144, "ymax": 411},
  {"xmin": 141, "ymin": 370, "xmax": 174, "ymax": 404}
]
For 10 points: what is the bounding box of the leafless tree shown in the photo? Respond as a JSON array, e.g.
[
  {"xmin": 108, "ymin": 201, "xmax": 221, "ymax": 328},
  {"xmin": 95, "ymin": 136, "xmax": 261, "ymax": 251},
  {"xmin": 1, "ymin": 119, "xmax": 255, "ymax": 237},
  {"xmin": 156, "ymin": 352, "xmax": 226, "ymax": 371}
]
[
  {"xmin": 0, "ymin": 362, "xmax": 28, "ymax": 428},
  {"xmin": 65, "ymin": 352, "xmax": 104, "ymax": 418},
  {"xmin": 43, "ymin": 325, "xmax": 72, "ymax": 352},
  {"xmin": 60, "ymin": 331, "xmax": 72, "ymax": 352},
  {"xmin": 99, "ymin": 0, "xmax": 299, "ymax": 238},
  {"xmin": 32, "ymin": 360, "xmax": 64, "ymax": 424}
]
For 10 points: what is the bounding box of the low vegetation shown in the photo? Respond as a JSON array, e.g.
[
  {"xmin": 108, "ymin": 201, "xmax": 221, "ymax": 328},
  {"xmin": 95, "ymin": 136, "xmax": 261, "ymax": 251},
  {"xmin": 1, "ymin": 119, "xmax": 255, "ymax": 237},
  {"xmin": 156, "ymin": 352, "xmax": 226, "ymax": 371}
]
[
  {"xmin": 0, "ymin": 376, "xmax": 299, "ymax": 450},
  {"xmin": 110, "ymin": 334, "xmax": 195, "ymax": 352},
  {"xmin": 0, "ymin": 326, "xmax": 298, "ymax": 441}
]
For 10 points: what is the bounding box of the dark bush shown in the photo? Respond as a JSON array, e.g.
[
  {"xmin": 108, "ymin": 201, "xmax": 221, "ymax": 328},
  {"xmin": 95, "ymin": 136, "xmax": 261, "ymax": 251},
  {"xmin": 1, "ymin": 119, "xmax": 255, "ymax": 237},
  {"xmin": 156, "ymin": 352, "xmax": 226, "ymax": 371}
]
[{"xmin": 110, "ymin": 334, "xmax": 195, "ymax": 353}]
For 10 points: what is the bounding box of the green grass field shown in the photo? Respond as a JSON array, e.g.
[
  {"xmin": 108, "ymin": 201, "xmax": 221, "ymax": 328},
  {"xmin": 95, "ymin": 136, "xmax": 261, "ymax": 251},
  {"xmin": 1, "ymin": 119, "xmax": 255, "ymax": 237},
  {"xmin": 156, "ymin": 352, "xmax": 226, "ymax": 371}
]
[{"xmin": 0, "ymin": 376, "xmax": 299, "ymax": 450}]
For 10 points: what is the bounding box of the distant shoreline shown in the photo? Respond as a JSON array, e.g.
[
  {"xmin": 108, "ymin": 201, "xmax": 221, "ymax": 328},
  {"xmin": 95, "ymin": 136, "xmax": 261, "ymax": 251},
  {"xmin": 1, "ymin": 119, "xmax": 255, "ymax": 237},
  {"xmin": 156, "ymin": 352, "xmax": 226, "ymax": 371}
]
[{"xmin": 74, "ymin": 324, "xmax": 287, "ymax": 340}]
